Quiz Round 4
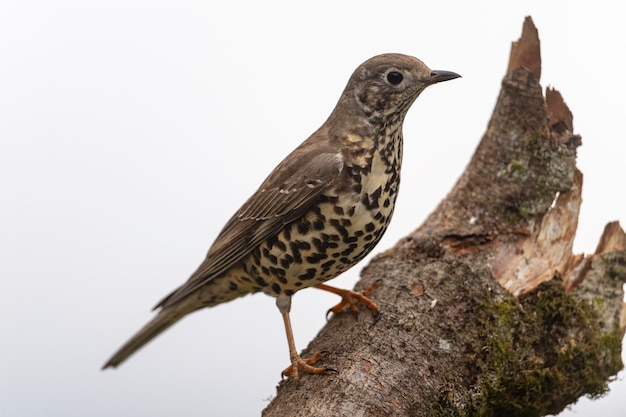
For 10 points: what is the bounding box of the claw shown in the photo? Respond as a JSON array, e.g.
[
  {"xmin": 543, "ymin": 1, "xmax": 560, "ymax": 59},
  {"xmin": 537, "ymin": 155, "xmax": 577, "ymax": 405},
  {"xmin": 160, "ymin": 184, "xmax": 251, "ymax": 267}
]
[
  {"xmin": 372, "ymin": 310, "xmax": 383, "ymax": 325},
  {"xmin": 326, "ymin": 306, "xmax": 358, "ymax": 321}
]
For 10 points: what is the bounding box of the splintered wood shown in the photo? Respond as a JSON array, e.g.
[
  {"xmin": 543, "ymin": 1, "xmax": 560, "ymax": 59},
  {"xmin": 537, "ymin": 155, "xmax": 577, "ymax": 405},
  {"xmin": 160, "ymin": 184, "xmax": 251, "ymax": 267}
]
[{"xmin": 508, "ymin": 16, "xmax": 541, "ymax": 80}]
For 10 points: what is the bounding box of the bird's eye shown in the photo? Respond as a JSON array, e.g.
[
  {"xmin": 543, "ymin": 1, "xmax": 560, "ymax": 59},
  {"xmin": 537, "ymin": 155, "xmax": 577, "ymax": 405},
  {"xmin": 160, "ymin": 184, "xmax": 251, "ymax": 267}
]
[{"xmin": 386, "ymin": 71, "xmax": 403, "ymax": 85}]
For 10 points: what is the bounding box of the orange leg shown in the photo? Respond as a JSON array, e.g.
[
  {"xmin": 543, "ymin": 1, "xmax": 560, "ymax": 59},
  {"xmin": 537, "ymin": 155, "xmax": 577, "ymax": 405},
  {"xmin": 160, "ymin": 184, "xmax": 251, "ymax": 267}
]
[
  {"xmin": 276, "ymin": 296, "xmax": 337, "ymax": 380},
  {"xmin": 315, "ymin": 281, "xmax": 381, "ymax": 321}
]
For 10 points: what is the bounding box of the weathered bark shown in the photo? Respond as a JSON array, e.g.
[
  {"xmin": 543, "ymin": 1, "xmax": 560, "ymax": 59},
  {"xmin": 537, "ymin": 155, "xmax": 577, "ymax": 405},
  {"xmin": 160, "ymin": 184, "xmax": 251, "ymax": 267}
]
[{"xmin": 263, "ymin": 17, "xmax": 625, "ymax": 417}]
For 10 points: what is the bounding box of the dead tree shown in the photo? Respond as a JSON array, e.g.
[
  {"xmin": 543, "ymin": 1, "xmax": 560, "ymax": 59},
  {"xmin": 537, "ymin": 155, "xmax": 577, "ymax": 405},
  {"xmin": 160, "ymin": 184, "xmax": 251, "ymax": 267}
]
[{"xmin": 263, "ymin": 17, "xmax": 625, "ymax": 417}]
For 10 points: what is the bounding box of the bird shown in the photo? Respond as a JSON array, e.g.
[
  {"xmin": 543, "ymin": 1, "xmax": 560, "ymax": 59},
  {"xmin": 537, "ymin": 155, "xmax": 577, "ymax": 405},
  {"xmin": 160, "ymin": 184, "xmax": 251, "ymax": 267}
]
[{"xmin": 102, "ymin": 53, "xmax": 460, "ymax": 379}]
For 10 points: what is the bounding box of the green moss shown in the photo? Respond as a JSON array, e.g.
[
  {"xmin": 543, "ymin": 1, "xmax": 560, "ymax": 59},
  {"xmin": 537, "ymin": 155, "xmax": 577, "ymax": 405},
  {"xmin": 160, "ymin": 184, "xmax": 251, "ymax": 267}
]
[
  {"xmin": 425, "ymin": 394, "xmax": 464, "ymax": 417},
  {"xmin": 503, "ymin": 159, "xmax": 528, "ymax": 178},
  {"xmin": 467, "ymin": 279, "xmax": 623, "ymax": 417}
]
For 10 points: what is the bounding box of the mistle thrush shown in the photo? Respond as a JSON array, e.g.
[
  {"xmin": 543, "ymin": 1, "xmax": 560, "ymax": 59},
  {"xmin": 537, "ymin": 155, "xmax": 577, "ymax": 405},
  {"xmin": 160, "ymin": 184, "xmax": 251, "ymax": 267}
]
[{"xmin": 103, "ymin": 53, "xmax": 460, "ymax": 379}]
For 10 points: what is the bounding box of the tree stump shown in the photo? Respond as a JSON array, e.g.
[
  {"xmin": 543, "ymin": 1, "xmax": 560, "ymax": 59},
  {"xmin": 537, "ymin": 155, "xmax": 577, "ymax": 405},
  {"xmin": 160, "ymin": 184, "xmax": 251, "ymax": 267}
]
[{"xmin": 263, "ymin": 16, "xmax": 625, "ymax": 417}]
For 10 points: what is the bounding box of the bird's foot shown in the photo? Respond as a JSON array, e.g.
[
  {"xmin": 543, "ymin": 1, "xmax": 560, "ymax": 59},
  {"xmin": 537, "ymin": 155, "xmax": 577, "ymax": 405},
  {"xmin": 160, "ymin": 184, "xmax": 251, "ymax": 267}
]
[
  {"xmin": 316, "ymin": 281, "xmax": 382, "ymax": 321},
  {"xmin": 281, "ymin": 351, "xmax": 337, "ymax": 380}
]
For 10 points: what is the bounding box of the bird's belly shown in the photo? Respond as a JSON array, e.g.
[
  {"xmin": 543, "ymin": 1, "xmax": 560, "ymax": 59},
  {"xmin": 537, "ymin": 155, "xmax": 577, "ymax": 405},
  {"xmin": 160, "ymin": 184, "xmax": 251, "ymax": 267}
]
[{"xmin": 240, "ymin": 173, "xmax": 399, "ymax": 297}]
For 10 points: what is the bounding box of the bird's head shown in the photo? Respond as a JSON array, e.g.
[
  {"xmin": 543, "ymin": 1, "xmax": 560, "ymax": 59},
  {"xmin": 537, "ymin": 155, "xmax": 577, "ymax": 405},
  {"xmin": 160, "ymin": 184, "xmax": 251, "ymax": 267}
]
[{"xmin": 345, "ymin": 53, "xmax": 460, "ymax": 121}]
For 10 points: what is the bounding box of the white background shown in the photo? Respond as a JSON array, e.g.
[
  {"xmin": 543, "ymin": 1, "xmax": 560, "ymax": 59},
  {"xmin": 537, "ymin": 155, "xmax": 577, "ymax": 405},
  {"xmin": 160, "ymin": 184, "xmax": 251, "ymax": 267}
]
[{"xmin": 1, "ymin": 1, "xmax": 624, "ymax": 416}]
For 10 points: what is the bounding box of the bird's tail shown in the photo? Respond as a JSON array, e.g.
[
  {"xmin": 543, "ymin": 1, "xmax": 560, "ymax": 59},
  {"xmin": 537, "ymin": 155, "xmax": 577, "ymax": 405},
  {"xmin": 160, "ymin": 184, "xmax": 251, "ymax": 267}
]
[{"xmin": 102, "ymin": 304, "xmax": 191, "ymax": 369}]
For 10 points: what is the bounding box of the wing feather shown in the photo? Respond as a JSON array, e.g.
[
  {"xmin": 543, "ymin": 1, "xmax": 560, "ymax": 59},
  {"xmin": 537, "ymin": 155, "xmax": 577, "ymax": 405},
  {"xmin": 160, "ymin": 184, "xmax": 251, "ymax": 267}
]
[{"xmin": 156, "ymin": 148, "xmax": 344, "ymax": 308}]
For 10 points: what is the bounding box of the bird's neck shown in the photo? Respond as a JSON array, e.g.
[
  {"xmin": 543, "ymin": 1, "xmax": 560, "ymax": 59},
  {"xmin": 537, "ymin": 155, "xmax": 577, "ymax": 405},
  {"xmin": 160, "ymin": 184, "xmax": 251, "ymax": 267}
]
[
  {"xmin": 340, "ymin": 116, "xmax": 404, "ymax": 178},
  {"xmin": 325, "ymin": 95, "xmax": 407, "ymax": 174}
]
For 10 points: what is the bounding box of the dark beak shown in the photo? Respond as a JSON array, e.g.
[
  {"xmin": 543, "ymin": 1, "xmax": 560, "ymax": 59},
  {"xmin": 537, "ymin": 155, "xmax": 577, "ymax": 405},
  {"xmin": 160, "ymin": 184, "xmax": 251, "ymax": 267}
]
[{"xmin": 426, "ymin": 70, "xmax": 461, "ymax": 85}]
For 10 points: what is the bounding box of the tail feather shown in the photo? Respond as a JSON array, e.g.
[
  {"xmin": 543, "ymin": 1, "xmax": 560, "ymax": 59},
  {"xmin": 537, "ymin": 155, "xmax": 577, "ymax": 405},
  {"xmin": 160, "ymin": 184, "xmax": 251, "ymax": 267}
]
[
  {"xmin": 102, "ymin": 307, "xmax": 188, "ymax": 369},
  {"xmin": 103, "ymin": 276, "xmax": 250, "ymax": 369}
]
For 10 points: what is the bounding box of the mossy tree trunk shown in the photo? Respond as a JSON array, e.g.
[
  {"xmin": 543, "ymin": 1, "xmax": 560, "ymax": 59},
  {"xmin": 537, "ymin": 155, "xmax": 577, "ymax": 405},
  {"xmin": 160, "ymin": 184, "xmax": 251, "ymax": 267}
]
[{"xmin": 263, "ymin": 17, "xmax": 626, "ymax": 417}]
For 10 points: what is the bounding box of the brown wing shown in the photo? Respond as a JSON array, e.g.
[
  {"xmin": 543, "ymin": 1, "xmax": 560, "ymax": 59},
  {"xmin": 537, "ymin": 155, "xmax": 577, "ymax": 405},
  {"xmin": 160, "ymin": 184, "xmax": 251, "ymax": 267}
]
[{"xmin": 155, "ymin": 146, "xmax": 344, "ymax": 309}]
